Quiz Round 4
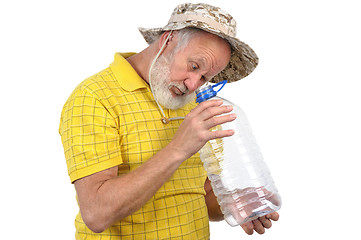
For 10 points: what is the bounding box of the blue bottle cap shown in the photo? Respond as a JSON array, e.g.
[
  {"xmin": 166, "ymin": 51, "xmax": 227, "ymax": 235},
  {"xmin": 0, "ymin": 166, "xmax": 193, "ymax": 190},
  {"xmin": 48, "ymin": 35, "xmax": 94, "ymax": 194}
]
[{"xmin": 196, "ymin": 80, "xmax": 227, "ymax": 103}]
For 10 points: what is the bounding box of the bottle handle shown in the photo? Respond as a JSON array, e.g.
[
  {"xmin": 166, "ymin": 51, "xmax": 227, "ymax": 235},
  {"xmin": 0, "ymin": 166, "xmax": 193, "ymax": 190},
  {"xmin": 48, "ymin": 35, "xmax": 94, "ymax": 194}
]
[{"xmin": 212, "ymin": 80, "xmax": 227, "ymax": 93}]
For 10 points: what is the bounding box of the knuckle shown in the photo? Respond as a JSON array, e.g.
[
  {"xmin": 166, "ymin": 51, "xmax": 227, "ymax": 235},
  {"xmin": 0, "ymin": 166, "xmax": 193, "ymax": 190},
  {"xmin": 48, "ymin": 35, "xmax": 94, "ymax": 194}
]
[
  {"xmin": 213, "ymin": 130, "xmax": 222, "ymax": 139},
  {"xmin": 206, "ymin": 108, "xmax": 215, "ymax": 116},
  {"xmin": 222, "ymin": 105, "xmax": 230, "ymax": 112},
  {"xmin": 199, "ymin": 101, "xmax": 211, "ymax": 109},
  {"xmin": 200, "ymin": 100, "xmax": 221, "ymax": 110},
  {"xmin": 198, "ymin": 132, "xmax": 208, "ymax": 143},
  {"xmin": 211, "ymin": 116, "xmax": 219, "ymax": 126}
]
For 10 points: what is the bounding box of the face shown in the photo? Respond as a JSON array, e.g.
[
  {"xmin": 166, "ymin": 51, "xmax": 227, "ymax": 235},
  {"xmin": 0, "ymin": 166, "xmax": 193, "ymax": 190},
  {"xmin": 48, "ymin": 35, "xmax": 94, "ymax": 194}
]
[
  {"xmin": 150, "ymin": 54, "xmax": 195, "ymax": 110},
  {"xmin": 150, "ymin": 31, "xmax": 231, "ymax": 110}
]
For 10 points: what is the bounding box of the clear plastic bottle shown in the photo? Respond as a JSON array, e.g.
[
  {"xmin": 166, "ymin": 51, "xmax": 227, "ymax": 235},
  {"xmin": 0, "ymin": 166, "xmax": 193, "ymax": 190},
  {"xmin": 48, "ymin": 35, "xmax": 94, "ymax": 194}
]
[{"xmin": 196, "ymin": 81, "xmax": 281, "ymax": 226}]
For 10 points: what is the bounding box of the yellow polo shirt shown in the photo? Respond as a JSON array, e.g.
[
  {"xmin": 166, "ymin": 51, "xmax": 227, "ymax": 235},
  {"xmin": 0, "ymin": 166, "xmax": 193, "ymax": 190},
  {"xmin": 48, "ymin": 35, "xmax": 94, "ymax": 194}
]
[{"xmin": 59, "ymin": 53, "xmax": 209, "ymax": 239}]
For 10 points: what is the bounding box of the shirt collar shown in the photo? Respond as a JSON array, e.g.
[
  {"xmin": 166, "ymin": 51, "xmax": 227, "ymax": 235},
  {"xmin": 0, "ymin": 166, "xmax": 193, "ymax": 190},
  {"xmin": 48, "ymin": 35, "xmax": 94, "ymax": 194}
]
[{"xmin": 109, "ymin": 52, "xmax": 148, "ymax": 91}]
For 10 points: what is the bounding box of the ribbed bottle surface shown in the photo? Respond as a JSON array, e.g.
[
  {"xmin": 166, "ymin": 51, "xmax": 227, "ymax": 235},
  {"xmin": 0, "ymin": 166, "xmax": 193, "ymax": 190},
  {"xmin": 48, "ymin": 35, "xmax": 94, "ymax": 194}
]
[{"xmin": 199, "ymin": 95, "xmax": 281, "ymax": 226}]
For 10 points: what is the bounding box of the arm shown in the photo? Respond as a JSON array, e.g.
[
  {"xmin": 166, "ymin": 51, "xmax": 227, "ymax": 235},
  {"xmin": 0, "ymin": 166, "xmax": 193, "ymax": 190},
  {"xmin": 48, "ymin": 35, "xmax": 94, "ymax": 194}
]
[
  {"xmin": 74, "ymin": 145, "xmax": 186, "ymax": 233},
  {"xmin": 204, "ymin": 177, "xmax": 224, "ymax": 221},
  {"xmin": 74, "ymin": 99, "xmax": 235, "ymax": 233}
]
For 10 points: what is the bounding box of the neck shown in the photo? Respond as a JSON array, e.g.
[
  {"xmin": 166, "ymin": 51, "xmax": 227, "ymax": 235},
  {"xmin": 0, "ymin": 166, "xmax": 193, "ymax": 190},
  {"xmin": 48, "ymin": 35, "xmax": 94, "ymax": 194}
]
[{"xmin": 126, "ymin": 43, "xmax": 159, "ymax": 85}]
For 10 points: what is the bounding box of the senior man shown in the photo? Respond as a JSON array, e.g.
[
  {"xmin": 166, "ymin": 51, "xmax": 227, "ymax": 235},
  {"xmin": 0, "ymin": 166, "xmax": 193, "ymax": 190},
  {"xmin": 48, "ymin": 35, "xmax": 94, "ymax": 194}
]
[{"xmin": 59, "ymin": 3, "xmax": 279, "ymax": 239}]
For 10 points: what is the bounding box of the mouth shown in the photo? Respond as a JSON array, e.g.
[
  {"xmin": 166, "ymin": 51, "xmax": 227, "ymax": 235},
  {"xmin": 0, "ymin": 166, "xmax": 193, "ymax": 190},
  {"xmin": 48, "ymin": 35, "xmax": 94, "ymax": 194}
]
[{"xmin": 169, "ymin": 86, "xmax": 186, "ymax": 96}]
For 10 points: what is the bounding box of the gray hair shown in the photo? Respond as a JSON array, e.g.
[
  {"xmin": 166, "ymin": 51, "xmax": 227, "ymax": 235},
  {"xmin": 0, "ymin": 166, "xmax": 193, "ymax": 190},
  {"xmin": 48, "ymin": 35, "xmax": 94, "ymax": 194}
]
[
  {"xmin": 156, "ymin": 28, "xmax": 204, "ymax": 56},
  {"xmin": 173, "ymin": 28, "xmax": 203, "ymax": 53}
]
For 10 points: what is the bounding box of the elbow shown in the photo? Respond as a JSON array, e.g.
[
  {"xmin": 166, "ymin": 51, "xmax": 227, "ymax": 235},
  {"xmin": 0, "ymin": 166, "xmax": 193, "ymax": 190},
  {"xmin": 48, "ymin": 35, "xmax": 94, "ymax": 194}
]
[
  {"xmin": 87, "ymin": 223, "xmax": 106, "ymax": 234},
  {"xmin": 89, "ymin": 226, "xmax": 106, "ymax": 234},
  {"xmin": 80, "ymin": 207, "xmax": 129, "ymax": 233},
  {"xmin": 81, "ymin": 211, "xmax": 109, "ymax": 233}
]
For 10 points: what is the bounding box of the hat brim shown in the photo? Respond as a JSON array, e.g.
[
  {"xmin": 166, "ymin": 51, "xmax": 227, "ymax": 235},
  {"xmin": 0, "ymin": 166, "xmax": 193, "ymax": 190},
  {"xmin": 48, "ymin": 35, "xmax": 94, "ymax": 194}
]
[{"xmin": 138, "ymin": 24, "xmax": 258, "ymax": 83}]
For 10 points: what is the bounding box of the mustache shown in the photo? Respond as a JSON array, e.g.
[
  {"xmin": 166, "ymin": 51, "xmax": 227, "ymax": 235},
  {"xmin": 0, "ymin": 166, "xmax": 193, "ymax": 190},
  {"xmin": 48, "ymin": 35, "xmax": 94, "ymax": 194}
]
[{"xmin": 168, "ymin": 83, "xmax": 189, "ymax": 94}]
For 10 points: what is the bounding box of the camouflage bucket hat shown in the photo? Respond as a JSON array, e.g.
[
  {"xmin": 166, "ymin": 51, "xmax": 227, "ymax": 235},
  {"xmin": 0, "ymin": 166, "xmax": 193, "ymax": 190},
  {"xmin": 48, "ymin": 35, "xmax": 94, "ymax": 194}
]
[{"xmin": 138, "ymin": 3, "xmax": 258, "ymax": 83}]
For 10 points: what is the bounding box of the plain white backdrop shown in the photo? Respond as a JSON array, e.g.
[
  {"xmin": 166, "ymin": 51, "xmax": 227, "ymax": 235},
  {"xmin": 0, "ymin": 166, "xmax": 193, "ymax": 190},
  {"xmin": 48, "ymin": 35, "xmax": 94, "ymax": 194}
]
[{"xmin": 1, "ymin": 0, "xmax": 360, "ymax": 239}]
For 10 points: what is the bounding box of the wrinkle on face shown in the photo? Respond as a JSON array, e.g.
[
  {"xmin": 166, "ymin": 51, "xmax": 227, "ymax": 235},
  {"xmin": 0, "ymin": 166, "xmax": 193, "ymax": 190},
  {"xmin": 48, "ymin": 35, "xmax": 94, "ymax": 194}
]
[
  {"xmin": 180, "ymin": 32, "xmax": 231, "ymax": 83},
  {"xmin": 150, "ymin": 30, "xmax": 231, "ymax": 109}
]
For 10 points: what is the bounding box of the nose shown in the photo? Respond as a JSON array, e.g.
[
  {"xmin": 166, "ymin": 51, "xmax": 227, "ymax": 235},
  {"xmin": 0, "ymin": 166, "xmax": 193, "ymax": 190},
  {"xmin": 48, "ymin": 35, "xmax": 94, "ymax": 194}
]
[{"xmin": 184, "ymin": 73, "xmax": 204, "ymax": 93}]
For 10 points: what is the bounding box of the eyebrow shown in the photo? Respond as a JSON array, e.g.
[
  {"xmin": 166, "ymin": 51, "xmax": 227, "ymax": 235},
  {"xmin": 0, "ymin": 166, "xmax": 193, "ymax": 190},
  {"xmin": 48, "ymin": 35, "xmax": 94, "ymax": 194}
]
[
  {"xmin": 195, "ymin": 57, "xmax": 207, "ymax": 68},
  {"xmin": 192, "ymin": 57, "xmax": 213, "ymax": 82}
]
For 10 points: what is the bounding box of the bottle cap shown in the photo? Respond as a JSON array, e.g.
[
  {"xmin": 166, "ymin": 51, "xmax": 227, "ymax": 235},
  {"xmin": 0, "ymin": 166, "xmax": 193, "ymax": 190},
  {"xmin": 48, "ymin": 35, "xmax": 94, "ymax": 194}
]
[{"xmin": 196, "ymin": 80, "xmax": 227, "ymax": 103}]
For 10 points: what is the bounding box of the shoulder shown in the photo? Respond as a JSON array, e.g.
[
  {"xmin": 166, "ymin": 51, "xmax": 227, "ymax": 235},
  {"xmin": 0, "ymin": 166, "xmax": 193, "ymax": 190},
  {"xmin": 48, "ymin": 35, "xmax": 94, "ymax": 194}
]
[{"xmin": 78, "ymin": 67, "xmax": 117, "ymax": 96}]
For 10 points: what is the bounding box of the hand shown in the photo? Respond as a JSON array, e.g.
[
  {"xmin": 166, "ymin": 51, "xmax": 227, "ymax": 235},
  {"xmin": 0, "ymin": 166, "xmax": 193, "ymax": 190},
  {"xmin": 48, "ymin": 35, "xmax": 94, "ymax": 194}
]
[
  {"xmin": 169, "ymin": 99, "xmax": 236, "ymax": 160},
  {"xmin": 241, "ymin": 212, "xmax": 279, "ymax": 235}
]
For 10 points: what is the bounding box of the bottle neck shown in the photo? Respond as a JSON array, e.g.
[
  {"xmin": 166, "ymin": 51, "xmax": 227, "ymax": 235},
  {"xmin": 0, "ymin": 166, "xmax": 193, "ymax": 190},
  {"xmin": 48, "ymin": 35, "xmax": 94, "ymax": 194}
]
[
  {"xmin": 195, "ymin": 85, "xmax": 217, "ymax": 103},
  {"xmin": 195, "ymin": 80, "xmax": 227, "ymax": 103}
]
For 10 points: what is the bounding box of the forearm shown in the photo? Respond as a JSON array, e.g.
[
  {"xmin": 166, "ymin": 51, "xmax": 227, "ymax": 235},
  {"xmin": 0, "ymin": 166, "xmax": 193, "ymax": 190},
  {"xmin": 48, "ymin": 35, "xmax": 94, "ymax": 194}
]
[
  {"xmin": 204, "ymin": 178, "xmax": 224, "ymax": 221},
  {"xmin": 76, "ymin": 144, "xmax": 185, "ymax": 232}
]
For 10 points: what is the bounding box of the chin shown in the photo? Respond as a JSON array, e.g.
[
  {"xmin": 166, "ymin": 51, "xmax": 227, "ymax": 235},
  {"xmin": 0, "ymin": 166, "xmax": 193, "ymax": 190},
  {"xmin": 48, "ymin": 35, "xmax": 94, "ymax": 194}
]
[{"xmin": 154, "ymin": 88, "xmax": 195, "ymax": 110}]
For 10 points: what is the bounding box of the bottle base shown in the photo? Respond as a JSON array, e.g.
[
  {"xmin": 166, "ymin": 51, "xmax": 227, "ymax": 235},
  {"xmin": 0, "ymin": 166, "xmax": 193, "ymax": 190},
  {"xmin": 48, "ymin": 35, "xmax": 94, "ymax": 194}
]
[
  {"xmin": 224, "ymin": 209, "xmax": 275, "ymax": 226},
  {"xmin": 218, "ymin": 187, "xmax": 281, "ymax": 226}
]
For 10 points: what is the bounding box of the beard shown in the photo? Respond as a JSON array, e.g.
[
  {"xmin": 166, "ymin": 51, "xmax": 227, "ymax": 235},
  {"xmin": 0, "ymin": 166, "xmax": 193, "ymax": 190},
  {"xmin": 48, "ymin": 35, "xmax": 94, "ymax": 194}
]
[{"xmin": 149, "ymin": 55, "xmax": 195, "ymax": 110}]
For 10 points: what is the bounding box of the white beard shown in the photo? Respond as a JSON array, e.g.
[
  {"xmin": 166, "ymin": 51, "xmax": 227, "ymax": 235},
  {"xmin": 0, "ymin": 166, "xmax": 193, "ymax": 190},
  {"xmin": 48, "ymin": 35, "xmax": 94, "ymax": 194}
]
[{"xmin": 150, "ymin": 55, "xmax": 195, "ymax": 110}]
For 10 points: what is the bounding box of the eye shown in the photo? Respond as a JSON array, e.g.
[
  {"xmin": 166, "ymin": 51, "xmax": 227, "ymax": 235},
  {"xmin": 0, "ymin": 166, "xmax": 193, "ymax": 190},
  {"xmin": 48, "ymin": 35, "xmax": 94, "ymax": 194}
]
[{"xmin": 191, "ymin": 63, "xmax": 199, "ymax": 70}]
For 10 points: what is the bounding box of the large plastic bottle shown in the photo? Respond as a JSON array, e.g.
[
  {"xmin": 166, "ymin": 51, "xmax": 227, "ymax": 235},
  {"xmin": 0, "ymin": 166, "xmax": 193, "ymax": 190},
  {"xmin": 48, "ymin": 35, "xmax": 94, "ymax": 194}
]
[{"xmin": 196, "ymin": 80, "xmax": 281, "ymax": 226}]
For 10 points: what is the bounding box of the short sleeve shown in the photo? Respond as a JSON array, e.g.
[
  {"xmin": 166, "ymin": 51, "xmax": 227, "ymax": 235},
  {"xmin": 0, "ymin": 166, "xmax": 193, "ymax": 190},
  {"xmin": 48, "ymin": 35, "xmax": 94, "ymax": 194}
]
[{"xmin": 59, "ymin": 88, "xmax": 122, "ymax": 183}]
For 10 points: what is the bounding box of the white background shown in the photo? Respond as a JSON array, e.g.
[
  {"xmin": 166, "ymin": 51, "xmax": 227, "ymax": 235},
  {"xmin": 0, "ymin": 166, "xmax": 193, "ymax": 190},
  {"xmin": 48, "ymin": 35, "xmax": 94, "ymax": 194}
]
[{"xmin": 1, "ymin": 0, "xmax": 360, "ymax": 239}]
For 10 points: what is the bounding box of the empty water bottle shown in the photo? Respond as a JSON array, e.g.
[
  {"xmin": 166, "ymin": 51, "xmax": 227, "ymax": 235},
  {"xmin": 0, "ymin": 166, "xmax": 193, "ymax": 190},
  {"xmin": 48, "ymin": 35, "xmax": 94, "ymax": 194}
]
[{"xmin": 196, "ymin": 80, "xmax": 281, "ymax": 226}]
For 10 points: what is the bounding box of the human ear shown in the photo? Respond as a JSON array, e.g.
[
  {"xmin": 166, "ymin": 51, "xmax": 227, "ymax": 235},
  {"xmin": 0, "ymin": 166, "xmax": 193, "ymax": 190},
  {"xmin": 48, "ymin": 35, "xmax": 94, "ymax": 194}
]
[{"xmin": 158, "ymin": 31, "xmax": 174, "ymax": 52}]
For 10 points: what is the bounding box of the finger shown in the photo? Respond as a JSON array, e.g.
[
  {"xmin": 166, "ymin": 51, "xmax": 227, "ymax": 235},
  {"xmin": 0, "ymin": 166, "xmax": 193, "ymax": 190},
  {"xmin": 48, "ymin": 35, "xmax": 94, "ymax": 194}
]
[
  {"xmin": 241, "ymin": 222, "xmax": 254, "ymax": 235},
  {"xmin": 252, "ymin": 219, "xmax": 265, "ymax": 235},
  {"xmin": 266, "ymin": 212, "xmax": 280, "ymax": 221},
  {"xmin": 207, "ymin": 128, "xmax": 235, "ymax": 140},
  {"xmin": 189, "ymin": 99, "xmax": 224, "ymax": 116},
  {"xmin": 198, "ymin": 104, "xmax": 233, "ymax": 121},
  {"xmin": 204, "ymin": 112, "xmax": 236, "ymax": 129},
  {"xmin": 259, "ymin": 216, "xmax": 272, "ymax": 229}
]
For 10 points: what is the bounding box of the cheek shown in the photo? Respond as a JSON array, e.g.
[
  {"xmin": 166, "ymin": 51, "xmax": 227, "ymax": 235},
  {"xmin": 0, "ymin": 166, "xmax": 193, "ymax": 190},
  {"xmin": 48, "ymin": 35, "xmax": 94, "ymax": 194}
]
[
  {"xmin": 170, "ymin": 71, "xmax": 181, "ymax": 81},
  {"xmin": 169, "ymin": 64, "xmax": 188, "ymax": 82}
]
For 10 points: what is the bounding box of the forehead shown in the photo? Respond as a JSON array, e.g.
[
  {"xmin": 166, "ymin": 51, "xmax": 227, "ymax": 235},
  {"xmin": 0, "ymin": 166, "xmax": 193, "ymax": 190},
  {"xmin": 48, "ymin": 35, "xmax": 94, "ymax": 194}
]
[{"xmin": 185, "ymin": 33, "xmax": 231, "ymax": 69}]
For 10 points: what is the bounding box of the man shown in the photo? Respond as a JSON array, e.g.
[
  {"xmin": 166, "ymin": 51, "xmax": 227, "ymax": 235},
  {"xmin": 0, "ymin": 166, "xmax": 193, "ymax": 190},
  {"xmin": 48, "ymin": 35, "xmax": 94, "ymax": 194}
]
[{"xmin": 59, "ymin": 3, "xmax": 279, "ymax": 239}]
